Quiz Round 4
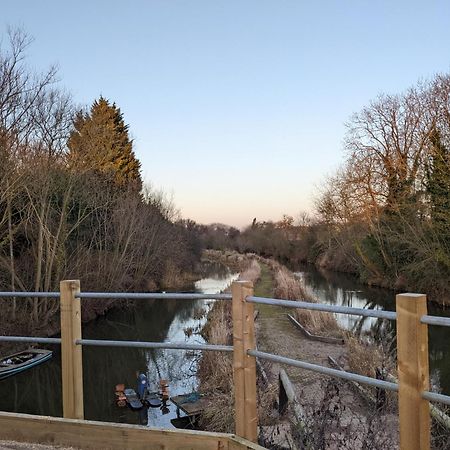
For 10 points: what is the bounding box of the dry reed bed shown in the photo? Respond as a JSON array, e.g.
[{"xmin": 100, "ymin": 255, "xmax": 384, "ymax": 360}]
[
  {"xmin": 199, "ymin": 251, "xmax": 398, "ymax": 436},
  {"xmin": 198, "ymin": 258, "xmax": 277, "ymax": 433},
  {"xmin": 255, "ymin": 254, "xmax": 400, "ymax": 410}
]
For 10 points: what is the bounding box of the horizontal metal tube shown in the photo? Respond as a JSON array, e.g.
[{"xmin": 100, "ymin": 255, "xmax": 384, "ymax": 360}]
[
  {"xmin": 0, "ymin": 292, "xmax": 60, "ymax": 298},
  {"xmin": 421, "ymin": 315, "xmax": 450, "ymax": 328},
  {"xmin": 77, "ymin": 292, "xmax": 232, "ymax": 300},
  {"xmin": 248, "ymin": 349, "xmax": 399, "ymax": 392},
  {"xmin": 0, "ymin": 336, "xmax": 61, "ymax": 344},
  {"xmin": 246, "ymin": 296, "xmax": 397, "ymax": 321},
  {"xmin": 76, "ymin": 339, "xmax": 233, "ymax": 352},
  {"xmin": 422, "ymin": 390, "xmax": 450, "ymax": 406}
]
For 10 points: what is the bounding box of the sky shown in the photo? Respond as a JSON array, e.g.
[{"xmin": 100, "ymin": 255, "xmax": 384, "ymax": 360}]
[{"xmin": 2, "ymin": 1, "xmax": 450, "ymax": 227}]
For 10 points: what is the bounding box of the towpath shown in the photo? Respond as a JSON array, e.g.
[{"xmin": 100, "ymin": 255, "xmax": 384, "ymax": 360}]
[{"xmin": 253, "ymin": 262, "xmax": 398, "ymax": 449}]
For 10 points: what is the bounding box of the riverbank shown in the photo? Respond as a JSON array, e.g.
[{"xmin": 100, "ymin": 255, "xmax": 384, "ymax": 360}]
[
  {"xmin": 0, "ymin": 268, "xmax": 201, "ymax": 357},
  {"xmin": 305, "ymin": 248, "xmax": 450, "ymax": 307},
  {"xmin": 200, "ymin": 250, "xmax": 449, "ymax": 448},
  {"xmin": 0, "ymin": 260, "xmax": 237, "ymax": 425},
  {"xmin": 198, "ymin": 250, "xmax": 401, "ymax": 448}
]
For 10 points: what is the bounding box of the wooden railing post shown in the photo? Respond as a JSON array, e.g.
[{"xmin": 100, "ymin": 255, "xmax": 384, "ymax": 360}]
[
  {"xmin": 60, "ymin": 280, "xmax": 84, "ymax": 419},
  {"xmin": 396, "ymin": 293, "xmax": 430, "ymax": 450},
  {"xmin": 232, "ymin": 280, "xmax": 258, "ymax": 443}
]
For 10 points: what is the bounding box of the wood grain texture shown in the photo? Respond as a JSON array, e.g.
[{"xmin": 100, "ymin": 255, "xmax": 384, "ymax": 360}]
[
  {"xmin": 0, "ymin": 412, "xmax": 237, "ymax": 450},
  {"xmin": 396, "ymin": 293, "xmax": 430, "ymax": 450},
  {"xmin": 232, "ymin": 281, "xmax": 258, "ymax": 443},
  {"xmin": 60, "ymin": 280, "xmax": 83, "ymax": 420}
]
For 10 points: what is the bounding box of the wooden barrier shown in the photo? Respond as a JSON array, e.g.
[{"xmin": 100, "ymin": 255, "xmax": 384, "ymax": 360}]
[
  {"xmin": 0, "ymin": 411, "xmax": 265, "ymax": 450},
  {"xmin": 60, "ymin": 279, "xmax": 84, "ymax": 420},
  {"xmin": 1, "ymin": 280, "xmax": 443, "ymax": 449},
  {"xmin": 232, "ymin": 281, "xmax": 258, "ymax": 443},
  {"xmin": 396, "ymin": 293, "xmax": 430, "ymax": 450}
]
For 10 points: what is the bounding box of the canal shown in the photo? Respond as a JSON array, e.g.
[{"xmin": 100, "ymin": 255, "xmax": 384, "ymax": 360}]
[
  {"xmin": 0, "ymin": 260, "xmax": 238, "ymax": 427},
  {"xmin": 295, "ymin": 264, "xmax": 450, "ymax": 397},
  {"xmin": 0, "ymin": 258, "xmax": 448, "ymax": 426}
]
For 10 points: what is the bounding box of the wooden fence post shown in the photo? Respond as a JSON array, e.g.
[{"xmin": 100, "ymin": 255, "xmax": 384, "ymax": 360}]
[
  {"xmin": 396, "ymin": 293, "xmax": 430, "ymax": 450},
  {"xmin": 60, "ymin": 280, "xmax": 84, "ymax": 420},
  {"xmin": 232, "ymin": 280, "xmax": 258, "ymax": 443}
]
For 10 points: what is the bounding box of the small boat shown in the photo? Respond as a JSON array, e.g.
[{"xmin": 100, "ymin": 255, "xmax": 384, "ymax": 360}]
[
  {"xmin": 0, "ymin": 349, "xmax": 53, "ymax": 380},
  {"xmin": 124, "ymin": 388, "xmax": 143, "ymax": 410}
]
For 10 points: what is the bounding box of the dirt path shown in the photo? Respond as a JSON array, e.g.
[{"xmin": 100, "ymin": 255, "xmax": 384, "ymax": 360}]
[
  {"xmin": 255, "ymin": 263, "xmax": 350, "ymax": 398},
  {"xmin": 254, "ymin": 263, "xmax": 398, "ymax": 449}
]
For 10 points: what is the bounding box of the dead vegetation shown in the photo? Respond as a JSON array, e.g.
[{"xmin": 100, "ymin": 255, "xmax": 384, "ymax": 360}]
[
  {"xmin": 257, "ymin": 256, "xmax": 342, "ymax": 339},
  {"xmin": 199, "ymin": 251, "xmax": 449, "ymax": 447},
  {"xmin": 198, "ymin": 256, "xmax": 277, "ymax": 433},
  {"xmin": 291, "ymin": 378, "xmax": 399, "ymax": 450}
]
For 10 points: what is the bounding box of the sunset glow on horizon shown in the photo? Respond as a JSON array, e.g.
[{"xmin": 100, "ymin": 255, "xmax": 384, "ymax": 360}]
[{"xmin": 4, "ymin": 1, "xmax": 450, "ymax": 227}]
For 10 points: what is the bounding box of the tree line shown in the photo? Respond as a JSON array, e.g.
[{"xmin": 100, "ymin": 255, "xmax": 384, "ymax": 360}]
[
  {"xmin": 0, "ymin": 30, "xmax": 202, "ymax": 331},
  {"xmin": 197, "ymin": 75, "xmax": 450, "ymax": 305},
  {"xmin": 315, "ymin": 73, "xmax": 449, "ymax": 302}
]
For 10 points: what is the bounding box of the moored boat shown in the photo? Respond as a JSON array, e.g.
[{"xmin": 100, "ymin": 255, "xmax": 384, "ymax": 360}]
[{"xmin": 0, "ymin": 349, "xmax": 53, "ymax": 380}]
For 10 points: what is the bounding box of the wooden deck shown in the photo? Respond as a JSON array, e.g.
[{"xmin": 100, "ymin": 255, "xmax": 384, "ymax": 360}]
[{"xmin": 0, "ymin": 411, "xmax": 266, "ymax": 450}]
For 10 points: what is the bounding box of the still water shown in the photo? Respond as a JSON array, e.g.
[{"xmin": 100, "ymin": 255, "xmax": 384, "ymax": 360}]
[
  {"xmin": 0, "ymin": 261, "xmax": 238, "ymax": 427},
  {"xmin": 0, "ymin": 260, "xmax": 448, "ymax": 425},
  {"xmin": 295, "ymin": 264, "xmax": 450, "ymax": 396}
]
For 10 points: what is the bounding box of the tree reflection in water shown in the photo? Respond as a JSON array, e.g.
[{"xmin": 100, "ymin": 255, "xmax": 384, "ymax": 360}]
[
  {"xmin": 295, "ymin": 264, "xmax": 450, "ymax": 396},
  {"xmin": 0, "ymin": 260, "xmax": 239, "ymax": 428}
]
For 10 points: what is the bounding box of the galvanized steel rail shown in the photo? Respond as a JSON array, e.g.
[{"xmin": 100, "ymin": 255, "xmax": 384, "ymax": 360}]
[
  {"xmin": 0, "ymin": 336, "xmax": 61, "ymax": 344},
  {"xmin": 422, "ymin": 390, "xmax": 450, "ymax": 407},
  {"xmin": 421, "ymin": 315, "xmax": 450, "ymax": 328},
  {"xmin": 248, "ymin": 349, "xmax": 399, "ymax": 391},
  {"xmin": 0, "ymin": 291, "xmax": 233, "ymax": 300},
  {"xmin": 77, "ymin": 292, "xmax": 232, "ymax": 300},
  {"xmin": 246, "ymin": 295, "xmax": 398, "ymax": 320},
  {"xmin": 0, "ymin": 292, "xmax": 60, "ymax": 298},
  {"xmin": 76, "ymin": 339, "xmax": 232, "ymax": 352}
]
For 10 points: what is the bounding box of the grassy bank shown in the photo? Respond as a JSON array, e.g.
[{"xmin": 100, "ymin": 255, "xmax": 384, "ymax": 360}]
[
  {"xmin": 198, "ymin": 252, "xmax": 277, "ymax": 433},
  {"xmin": 198, "ymin": 251, "xmax": 401, "ymax": 443}
]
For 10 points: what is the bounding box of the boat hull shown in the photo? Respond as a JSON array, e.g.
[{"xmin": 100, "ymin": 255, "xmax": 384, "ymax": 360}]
[{"xmin": 0, "ymin": 349, "xmax": 53, "ymax": 381}]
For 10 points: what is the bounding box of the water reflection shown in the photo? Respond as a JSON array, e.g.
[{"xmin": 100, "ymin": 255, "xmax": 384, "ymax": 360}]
[
  {"xmin": 295, "ymin": 264, "xmax": 450, "ymax": 396},
  {"xmin": 0, "ymin": 260, "xmax": 239, "ymax": 427}
]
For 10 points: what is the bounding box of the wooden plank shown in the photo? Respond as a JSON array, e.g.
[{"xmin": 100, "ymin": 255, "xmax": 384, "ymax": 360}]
[
  {"xmin": 232, "ymin": 281, "xmax": 246, "ymax": 439},
  {"xmin": 60, "ymin": 279, "xmax": 84, "ymax": 420},
  {"xmin": 242, "ymin": 282, "xmax": 257, "ymax": 444},
  {"xmin": 232, "ymin": 281, "xmax": 258, "ymax": 443},
  {"xmin": 277, "ymin": 369, "xmax": 307, "ymax": 429},
  {"xmin": 171, "ymin": 394, "xmax": 209, "ymax": 416},
  {"xmin": 396, "ymin": 293, "xmax": 430, "ymax": 450},
  {"xmin": 287, "ymin": 314, "xmax": 344, "ymax": 344},
  {"xmin": 229, "ymin": 435, "xmax": 267, "ymax": 450},
  {"xmin": 0, "ymin": 411, "xmax": 232, "ymax": 450}
]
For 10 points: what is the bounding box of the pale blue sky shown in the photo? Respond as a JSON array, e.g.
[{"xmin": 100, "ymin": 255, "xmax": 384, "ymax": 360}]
[{"xmin": 2, "ymin": 1, "xmax": 450, "ymax": 226}]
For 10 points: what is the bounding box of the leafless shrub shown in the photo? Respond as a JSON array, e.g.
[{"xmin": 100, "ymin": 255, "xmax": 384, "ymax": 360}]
[
  {"xmin": 431, "ymin": 404, "xmax": 450, "ymax": 450},
  {"xmin": 292, "ymin": 379, "xmax": 399, "ymax": 450},
  {"xmin": 198, "ymin": 256, "xmax": 277, "ymax": 433}
]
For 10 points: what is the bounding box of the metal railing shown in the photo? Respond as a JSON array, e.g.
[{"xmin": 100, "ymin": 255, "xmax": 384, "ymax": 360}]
[{"xmin": 0, "ymin": 281, "xmax": 449, "ymax": 449}]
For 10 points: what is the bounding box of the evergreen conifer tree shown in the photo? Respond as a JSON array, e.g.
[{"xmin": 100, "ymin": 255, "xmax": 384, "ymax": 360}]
[
  {"xmin": 68, "ymin": 97, "xmax": 142, "ymax": 190},
  {"xmin": 426, "ymin": 129, "xmax": 450, "ymax": 239}
]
